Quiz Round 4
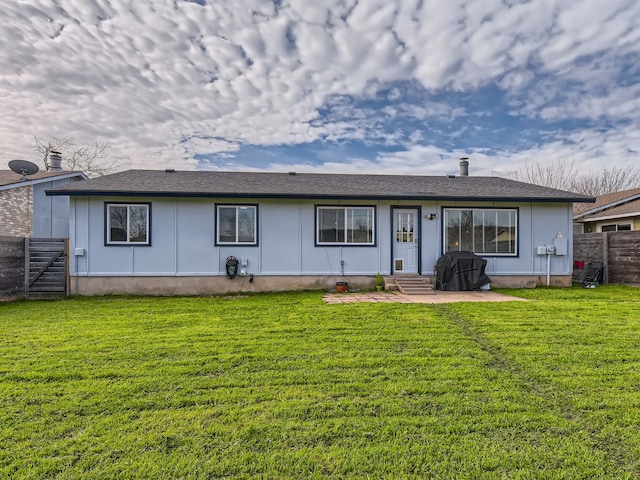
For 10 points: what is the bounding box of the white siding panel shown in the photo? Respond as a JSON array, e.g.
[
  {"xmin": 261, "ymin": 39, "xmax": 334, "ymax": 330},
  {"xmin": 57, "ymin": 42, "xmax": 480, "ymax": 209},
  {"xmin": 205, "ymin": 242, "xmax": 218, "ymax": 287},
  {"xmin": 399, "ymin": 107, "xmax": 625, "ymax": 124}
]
[
  {"xmin": 51, "ymin": 195, "xmax": 70, "ymax": 237},
  {"xmin": 261, "ymin": 200, "xmax": 301, "ymax": 273},
  {"xmin": 70, "ymin": 198, "xmax": 87, "ymax": 276},
  {"xmin": 338, "ymin": 248, "xmax": 380, "ymax": 275},
  {"xmin": 377, "ymin": 205, "xmax": 392, "ymax": 274},
  {"xmin": 176, "ymin": 200, "xmax": 217, "ymax": 274},
  {"xmin": 530, "ymin": 203, "xmax": 573, "ymax": 275},
  {"xmin": 302, "ymin": 245, "xmax": 343, "ymax": 275},
  {"xmin": 33, "ymin": 180, "xmax": 73, "ymax": 237},
  {"xmin": 420, "ymin": 208, "xmax": 440, "ymax": 275},
  {"xmin": 32, "ymin": 183, "xmax": 52, "ymax": 237},
  {"xmin": 132, "ymin": 200, "xmax": 176, "ymax": 273}
]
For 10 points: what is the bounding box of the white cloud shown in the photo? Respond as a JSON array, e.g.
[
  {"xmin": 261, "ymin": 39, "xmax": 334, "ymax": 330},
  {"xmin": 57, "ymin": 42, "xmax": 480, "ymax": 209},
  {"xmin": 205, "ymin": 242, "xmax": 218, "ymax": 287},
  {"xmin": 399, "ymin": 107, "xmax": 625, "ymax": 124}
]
[
  {"xmin": 263, "ymin": 123, "xmax": 640, "ymax": 179},
  {"xmin": 0, "ymin": 0, "xmax": 638, "ymax": 174}
]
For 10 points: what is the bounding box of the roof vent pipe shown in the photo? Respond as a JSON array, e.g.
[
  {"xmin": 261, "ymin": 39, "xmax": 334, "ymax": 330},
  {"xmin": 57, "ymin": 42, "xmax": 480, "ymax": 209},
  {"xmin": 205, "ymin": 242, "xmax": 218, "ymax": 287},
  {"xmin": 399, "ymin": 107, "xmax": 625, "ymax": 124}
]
[
  {"xmin": 49, "ymin": 151, "xmax": 63, "ymax": 172},
  {"xmin": 459, "ymin": 157, "xmax": 469, "ymax": 176}
]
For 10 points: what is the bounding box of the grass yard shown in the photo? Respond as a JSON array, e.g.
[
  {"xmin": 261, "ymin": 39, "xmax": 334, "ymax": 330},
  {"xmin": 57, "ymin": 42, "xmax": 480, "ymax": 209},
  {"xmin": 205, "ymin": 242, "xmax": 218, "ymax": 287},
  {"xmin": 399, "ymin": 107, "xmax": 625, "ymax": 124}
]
[{"xmin": 1, "ymin": 286, "xmax": 640, "ymax": 479}]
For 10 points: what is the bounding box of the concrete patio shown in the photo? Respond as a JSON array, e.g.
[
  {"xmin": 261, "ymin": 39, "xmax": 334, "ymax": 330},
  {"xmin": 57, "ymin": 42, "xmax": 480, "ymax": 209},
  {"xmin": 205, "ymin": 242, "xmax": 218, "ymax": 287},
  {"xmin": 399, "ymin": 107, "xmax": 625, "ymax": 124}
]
[{"xmin": 323, "ymin": 290, "xmax": 528, "ymax": 304}]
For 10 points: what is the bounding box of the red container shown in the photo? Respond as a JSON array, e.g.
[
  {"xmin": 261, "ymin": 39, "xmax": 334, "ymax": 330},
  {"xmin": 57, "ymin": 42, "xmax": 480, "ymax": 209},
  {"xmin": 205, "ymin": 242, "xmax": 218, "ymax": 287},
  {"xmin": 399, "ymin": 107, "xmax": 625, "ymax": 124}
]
[
  {"xmin": 574, "ymin": 260, "xmax": 585, "ymax": 269},
  {"xmin": 336, "ymin": 282, "xmax": 349, "ymax": 293}
]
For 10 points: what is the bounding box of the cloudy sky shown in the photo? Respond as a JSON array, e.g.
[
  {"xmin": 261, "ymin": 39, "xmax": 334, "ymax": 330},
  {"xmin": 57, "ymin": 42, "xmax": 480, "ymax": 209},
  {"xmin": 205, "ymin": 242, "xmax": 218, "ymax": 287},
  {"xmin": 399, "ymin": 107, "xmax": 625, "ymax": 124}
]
[{"xmin": 1, "ymin": 0, "xmax": 639, "ymax": 176}]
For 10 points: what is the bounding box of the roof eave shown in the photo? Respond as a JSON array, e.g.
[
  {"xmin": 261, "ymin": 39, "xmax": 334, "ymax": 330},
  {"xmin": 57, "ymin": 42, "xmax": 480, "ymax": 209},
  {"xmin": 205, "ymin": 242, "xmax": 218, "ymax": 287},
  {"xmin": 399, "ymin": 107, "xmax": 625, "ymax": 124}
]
[
  {"xmin": 575, "ymin": 211, "xmax": 640, "ymax": 223},
  {"xmin": 2, "ymin": 171, "xmax": 87, "ymax": 191},
  {"xmin": 574, "ymin": 193, "xmax": 640, "ymax": 220},
  {"xmin": 46, "ymin": 189, "xmax": 592, "ymax": 203}
]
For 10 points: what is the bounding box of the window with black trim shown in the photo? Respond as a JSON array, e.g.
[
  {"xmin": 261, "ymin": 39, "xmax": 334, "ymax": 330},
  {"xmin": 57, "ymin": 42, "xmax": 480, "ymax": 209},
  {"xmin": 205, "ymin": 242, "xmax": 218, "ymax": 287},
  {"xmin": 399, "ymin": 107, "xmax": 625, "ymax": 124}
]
[
  {"xmin": 602, "ymin": 223, "xmax": 631, "ymax": 232},
  {"xmin": 316, "ymin": 206, "xmax": 375, "ymax": 245},
  {"xmin": 444, "ymin": 208, "xmax": 517, "ymax": 255},
  {"xmin": 106, "ymin": 203, "xmax": 150, "ymax": 245},
  {"xmin": 216, "ymin": 205, "xmax": 257, "ymax": 245}
]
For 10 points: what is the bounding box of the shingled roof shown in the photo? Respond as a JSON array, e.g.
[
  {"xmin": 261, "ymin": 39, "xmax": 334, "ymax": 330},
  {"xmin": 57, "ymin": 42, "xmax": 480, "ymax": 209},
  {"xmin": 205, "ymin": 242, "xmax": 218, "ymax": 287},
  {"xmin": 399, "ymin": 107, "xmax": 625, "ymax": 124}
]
[
  {"xmin": 47, "ymin": 169, "xmax": 595, "ymax": 203},
  {"xmin": 0, "ymin": 170, "xmax": 85, "ymax": 189},
  {"xmin": 574, "ymin": 187, "xmax": 640, "ymax": 221}
]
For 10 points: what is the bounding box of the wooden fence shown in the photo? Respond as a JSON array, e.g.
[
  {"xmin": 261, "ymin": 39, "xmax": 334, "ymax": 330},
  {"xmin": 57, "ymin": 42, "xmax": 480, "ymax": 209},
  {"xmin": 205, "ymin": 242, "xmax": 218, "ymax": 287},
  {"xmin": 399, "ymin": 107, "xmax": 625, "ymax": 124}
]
[
  {"xmin": 26, "ymin": 238, "xmax": 68, "ymax": 299},
  {"xmin": 574, "ymin": 231, "xmax": 640, "ymax": 285},
  {"xmin": 0, "ymin": 237, "xmax": 68, "ymax": 300},
  {"xmin": 0, "ymin": 236, "xmax": 25, "ymax": 299}
]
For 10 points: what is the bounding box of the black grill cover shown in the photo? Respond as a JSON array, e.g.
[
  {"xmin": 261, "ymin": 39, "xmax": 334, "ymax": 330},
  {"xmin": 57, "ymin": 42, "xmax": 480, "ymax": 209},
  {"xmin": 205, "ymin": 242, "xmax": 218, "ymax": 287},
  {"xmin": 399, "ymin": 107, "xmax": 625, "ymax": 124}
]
[{"xmin": 435, "ymin": 251, "xmax": 491, "ymax": 291}]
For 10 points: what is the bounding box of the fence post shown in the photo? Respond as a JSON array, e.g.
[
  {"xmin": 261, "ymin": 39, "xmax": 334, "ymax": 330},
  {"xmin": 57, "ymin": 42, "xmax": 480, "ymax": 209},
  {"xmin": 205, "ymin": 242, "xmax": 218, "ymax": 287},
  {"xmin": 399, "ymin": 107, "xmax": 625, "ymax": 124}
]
[
  {"xmin": 602, "ymin": 232, "xmax": 609, "ymax": 284},
  {"xmin": 65, "ymin": 238, "xmax": 69, "ymax": 298},
  {"xmin": 24, "ymin": 237, "xmax": 29, "ymax": 299}
]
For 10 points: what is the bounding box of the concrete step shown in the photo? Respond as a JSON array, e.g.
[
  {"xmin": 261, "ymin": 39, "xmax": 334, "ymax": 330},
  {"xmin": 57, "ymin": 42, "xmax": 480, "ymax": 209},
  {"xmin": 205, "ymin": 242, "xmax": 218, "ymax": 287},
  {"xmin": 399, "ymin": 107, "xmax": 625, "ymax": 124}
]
[
  {"xmin": 392, "ymin": 276, "xmax": 435, "ymax": 295},
  {"xmin": 383, "ymin": 276, "xmax": 400, "ymax": 291}
]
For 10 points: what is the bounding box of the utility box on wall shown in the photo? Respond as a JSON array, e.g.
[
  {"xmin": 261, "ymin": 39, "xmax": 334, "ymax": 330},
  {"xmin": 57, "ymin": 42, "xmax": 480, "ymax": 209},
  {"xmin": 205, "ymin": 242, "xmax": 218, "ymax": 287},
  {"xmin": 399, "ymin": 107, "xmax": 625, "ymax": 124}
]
[{"xmin": 553, "ymin": 236, "xmax": 568, "ymax": 256}]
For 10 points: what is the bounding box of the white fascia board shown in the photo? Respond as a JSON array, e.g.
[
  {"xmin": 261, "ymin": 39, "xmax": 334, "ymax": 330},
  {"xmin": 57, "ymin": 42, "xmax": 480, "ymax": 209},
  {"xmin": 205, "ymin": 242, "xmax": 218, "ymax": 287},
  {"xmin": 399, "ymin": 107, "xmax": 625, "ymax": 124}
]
[
  {"xmin": 0, "ymin": 172, "xmax": 87, "ymax": 192},
  {"xmin": 574, "ymin": 194, "xmax": 640, "ymax": 220},
  {"xmin": 583, "ymin": 212, "xmax": 640, "ymax": 223}
]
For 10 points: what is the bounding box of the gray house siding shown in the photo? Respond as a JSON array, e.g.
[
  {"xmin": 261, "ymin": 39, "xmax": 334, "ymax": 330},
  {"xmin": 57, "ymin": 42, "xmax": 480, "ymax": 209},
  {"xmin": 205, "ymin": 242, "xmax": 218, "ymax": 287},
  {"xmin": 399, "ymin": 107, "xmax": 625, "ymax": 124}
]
[
  {"xmin": 69, "ymin": 196, "xmax": 574, "ymax": 293},
  {"xmin": 32, "ymin": 179, "xmax": 79, "ymax": 238}
]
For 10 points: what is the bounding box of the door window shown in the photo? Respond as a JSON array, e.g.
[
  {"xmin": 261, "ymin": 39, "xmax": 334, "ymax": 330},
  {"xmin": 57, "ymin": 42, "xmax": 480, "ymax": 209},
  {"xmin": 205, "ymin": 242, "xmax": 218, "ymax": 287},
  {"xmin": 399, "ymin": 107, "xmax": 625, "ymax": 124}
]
[{"xmin": 396, "ymin": 212, "xmax": 415, "ymax": 243}]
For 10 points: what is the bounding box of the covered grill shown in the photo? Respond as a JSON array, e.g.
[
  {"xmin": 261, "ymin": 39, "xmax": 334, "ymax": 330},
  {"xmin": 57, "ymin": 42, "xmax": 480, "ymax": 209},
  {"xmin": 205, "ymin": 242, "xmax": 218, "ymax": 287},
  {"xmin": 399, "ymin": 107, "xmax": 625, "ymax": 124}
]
[{"xmin": 435, "ymin": 251, "xmax": 491, "ymax": 291}]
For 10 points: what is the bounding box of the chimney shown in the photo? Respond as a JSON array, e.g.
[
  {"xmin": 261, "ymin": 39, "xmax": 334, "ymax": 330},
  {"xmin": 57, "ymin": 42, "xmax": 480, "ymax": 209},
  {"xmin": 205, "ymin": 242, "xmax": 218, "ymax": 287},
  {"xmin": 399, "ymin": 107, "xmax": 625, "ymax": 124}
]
[
  {"xmin": 49, "ymin": 151, "xmax": 63, "ymax": 172},
  {"xmin": 459, "ymin": 157, "xmax": 469, "ymax": 176}
]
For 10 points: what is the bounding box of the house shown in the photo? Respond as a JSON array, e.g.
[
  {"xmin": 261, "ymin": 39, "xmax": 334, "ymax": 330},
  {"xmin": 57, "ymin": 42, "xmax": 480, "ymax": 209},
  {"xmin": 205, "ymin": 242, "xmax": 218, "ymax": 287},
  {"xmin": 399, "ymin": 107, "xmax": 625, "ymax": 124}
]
[
  {"xmin": 573, "ymin": 187, "xmax": 640, "ymax": 233},
  {"xmin": 47, "ymin": 161, "xmax": 594, "ymax": 295},
  {"xmin": 0, "ymin": 168, "xmax": 86, "ymax": 238}
]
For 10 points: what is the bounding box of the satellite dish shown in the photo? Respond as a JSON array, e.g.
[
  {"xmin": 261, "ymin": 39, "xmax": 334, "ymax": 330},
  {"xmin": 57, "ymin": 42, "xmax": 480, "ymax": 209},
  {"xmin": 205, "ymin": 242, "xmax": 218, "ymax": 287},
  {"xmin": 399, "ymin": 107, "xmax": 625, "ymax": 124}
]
[{"xmin": 9, "ymin": 159, "xmax": 39, "ymax": 181}]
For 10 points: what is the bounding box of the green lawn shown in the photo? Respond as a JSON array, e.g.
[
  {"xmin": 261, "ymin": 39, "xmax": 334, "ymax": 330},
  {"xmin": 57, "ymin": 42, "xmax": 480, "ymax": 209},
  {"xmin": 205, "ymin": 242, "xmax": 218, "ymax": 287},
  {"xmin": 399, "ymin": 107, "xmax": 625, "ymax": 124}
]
[{"xmin": 1, "ymin": 287, "xmax": 640, "ymax": 479}]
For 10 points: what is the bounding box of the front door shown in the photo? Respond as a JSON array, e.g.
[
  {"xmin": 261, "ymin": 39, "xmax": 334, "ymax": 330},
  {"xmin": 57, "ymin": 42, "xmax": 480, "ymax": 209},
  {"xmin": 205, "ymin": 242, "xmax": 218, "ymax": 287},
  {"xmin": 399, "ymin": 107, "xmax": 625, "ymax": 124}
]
[{"xmin": 393, "ymin": 209, "xmax": 419, "ymax": 274}]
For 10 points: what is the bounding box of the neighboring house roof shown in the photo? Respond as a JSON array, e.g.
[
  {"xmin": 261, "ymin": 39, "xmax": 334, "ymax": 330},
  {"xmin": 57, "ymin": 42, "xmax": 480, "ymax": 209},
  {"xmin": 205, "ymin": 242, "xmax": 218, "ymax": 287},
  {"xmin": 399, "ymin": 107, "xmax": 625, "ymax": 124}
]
[
  {"xmin": 573, "ymin": 187, "xmax": 640, "ymax": 222},
  {"xmin": 0, "ymin": 170, "xmax": 87, "ymax": 191},
  {"xmin": 47, "ymin": 169, "xmax": 595, "ymax": 203}
]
